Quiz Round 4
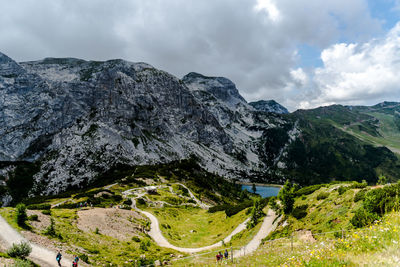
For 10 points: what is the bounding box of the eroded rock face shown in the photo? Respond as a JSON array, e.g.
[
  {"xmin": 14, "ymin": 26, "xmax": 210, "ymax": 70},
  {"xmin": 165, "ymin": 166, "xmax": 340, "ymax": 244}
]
[
  {"xmin": 0, "ymin": 54, "xmax": 240, "ymax": 194},
  {"xmin": 0, "ymin": 52, "xmax": 292, "ymax": 196},
  {"xmin": 249, "ymin": 100, "xmax": 289, "ymax": 114}
]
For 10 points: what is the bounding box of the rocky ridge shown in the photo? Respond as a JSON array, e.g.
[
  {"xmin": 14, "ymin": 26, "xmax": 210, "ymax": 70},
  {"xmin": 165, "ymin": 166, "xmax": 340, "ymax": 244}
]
[{"xmin": 0, "ymin": 53, "xmax": 290, "ymax": 198}]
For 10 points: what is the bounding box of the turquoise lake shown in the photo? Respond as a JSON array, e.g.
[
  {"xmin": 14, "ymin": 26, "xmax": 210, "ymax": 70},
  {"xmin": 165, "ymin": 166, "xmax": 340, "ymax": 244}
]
[{"xmin": 241, "ymin": 185, "xmax": 280, "ymax": 198}]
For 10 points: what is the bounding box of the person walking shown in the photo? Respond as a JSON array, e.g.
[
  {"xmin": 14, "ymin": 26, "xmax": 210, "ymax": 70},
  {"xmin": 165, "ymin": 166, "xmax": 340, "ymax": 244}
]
[
  {"xmin": 72, "ymin": 255, "xmax": 79, "ymax": 266},
  {"xmin": 56, "ymin": 250, "xmax": 62, "ymax": 267},
  {"xmin": 224, "ymin": 249, "xmax": 229, "ymax": 260}
]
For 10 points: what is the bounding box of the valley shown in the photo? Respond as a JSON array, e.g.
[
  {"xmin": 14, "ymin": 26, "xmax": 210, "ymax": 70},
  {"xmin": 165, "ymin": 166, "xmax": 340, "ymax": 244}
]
[{"xmin": 2, "ymin": 52, "xmax": 400, "ymax": 266}]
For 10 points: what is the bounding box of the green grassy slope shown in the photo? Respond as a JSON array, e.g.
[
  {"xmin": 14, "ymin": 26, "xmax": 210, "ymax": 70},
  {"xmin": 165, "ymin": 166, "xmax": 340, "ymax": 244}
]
[{"xmin": 267, "ymin": 103, "xmax": 400, "ymax": 185}]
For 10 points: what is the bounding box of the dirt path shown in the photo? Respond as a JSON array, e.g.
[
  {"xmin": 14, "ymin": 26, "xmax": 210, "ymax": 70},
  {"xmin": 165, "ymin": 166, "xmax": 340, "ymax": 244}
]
[
  {"xmin": 125, "ymin": 185, "xmax": 280, "ymax": 256},
  {"xmin": 0, "ymin": 215, "xmax": 73, "ymax": 267},
  {"xmin": 141, "ymin": 209, "xmax": 250, "ymax": 253},
  {"xmin": 233, "ymin": 209, "xmax": 280, "ymax": 257},
  {"xmin": 175, "ymin": 183, "xmax": 211, "ymax": 209}
]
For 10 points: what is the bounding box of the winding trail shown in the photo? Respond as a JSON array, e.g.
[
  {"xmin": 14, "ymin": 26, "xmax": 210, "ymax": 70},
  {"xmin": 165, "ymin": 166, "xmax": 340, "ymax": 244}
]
[
  {"xmin": 233, "ymin": 209, "xmax": 280, "ymax": 257},
  {"xmin": 141, "ymin": 210, "xmax": 250, "ymax": 253},
  {"xmin": 123, "ymin": 184, "xmax": 280, "ymax": 255},
  {"xmin": 0, "ymin": 215, "xmax": 73, "ymax": 267}
]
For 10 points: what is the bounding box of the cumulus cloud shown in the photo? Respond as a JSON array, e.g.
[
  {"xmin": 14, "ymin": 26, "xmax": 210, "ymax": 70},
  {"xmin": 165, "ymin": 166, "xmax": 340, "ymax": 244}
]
[
  {"xmin": 298, "ymin": 22, "xmax": 400, "ymax": 109},
  {"xmin": 0, "ymin": 0, "xmax": 386, "ymax": 111}
]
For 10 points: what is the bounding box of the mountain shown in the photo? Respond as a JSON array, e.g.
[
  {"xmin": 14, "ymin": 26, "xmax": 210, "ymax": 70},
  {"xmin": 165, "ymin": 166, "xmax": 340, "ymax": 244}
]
[
  {"xmin": 0, "ymin": 51, "xmax": 399, "ymax": 203},
  {"xmin": 249, "ymin": 100, "xmax": 289, "ymax": 114}
]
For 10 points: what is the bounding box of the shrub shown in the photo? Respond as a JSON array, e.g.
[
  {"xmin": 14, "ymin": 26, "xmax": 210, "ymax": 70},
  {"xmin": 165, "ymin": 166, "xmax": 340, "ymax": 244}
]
[
  {"xmin": 132, "ymin": 236, "xmax": 141, "ymax": 242},
  {"xmin": 136, "ymin": 198, "xmax": 146, "ymax": 206},
  {"xmin": 247, "ymin": 199, "xmax": 265, "ymax": 229},
  {"xmin": 26, "ymin": 203, "xmax": 51, "ymax": 210},
  {"xmin": 123, "ymin": 199, "xmax": 132, "ymax": 206},
  {"xmin": 349, "ymin": 180, "xmax": 368, "ymax": 189},
  {"xmin": 316, "ymin": 192, "xmax": 329, "ymax": 200},
  {"xmin": 354, "ymin": 189, "xmax": 367, "ymax": 202},
  {"xmin": 78, "ymin": 253, "xmax": 90, "ymax": 263},
  {"xmin": 43, "ymin": 218, "xmax": 62, "ymax": 239},
  {"xmin": 208, "ymin": 204, "xmax": 229, "ymax": 213},
  {"xmin": 7, "ymin": 241, "xmax": 32, "ymax": 259},
  {"xmin": 292, "ymin": 204, "xmax": 308, "ymax": 219},
  {"xmin": 28, "ymin": 214, "xmax": 38, "ymax": 221},
  {"xmin": 269, "ymin": 197, "xmax": 280, "ymax": 214},
  {"xmin": 15, "ymin": 204, "xmax": 27, "ymax": 227},
  {"xmin": 337, "ymin": 186, "xmax": 348, "ymax": 195},
  {"xmin": 350, "ymin": 207, "xmax": 379, "ymax": 228},
  {"xmin": 225, "ymin": 201, "xmax": 253, "ymax": 217},
  {"xmin": 94, "ymin": 227, "xmax": 100, "ymax": 234},
  {"xmin": 140, "ymin": 239, "xmax": 151, "ymax": 251},
  {"xmin": 294, "ymin": 184, "xmax": 325, "ymax": 197},
  {"xmin": 41, "ymin": 210, "xmax": 51, "ymax": 215}
]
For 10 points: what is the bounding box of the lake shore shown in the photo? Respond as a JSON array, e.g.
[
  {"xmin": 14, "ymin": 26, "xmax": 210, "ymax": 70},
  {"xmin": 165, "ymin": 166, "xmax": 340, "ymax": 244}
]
[{"xmin": 238, "ymin": 182, "xmax": 283, "ymax": 188}]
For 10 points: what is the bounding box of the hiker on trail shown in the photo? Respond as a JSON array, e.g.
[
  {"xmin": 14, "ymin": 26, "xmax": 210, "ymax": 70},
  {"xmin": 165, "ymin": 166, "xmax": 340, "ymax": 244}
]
[
  {"xmin": 216, "ymin": 252, "xmax": 221, "ymax": 263},
  {"xmin": 74, "ymin": 255, "xmax": 79, "ymax": 266},
  {"xmin": 56, "ymin": 250, "xmax": 62, "ymax": 267},
  {"xmin": 219, "ymin": 251, "xmax": 223, "ymax": 261},
  {"xmin": 224, "ymin": 249, "xmax": 229, "ymax": 260}
]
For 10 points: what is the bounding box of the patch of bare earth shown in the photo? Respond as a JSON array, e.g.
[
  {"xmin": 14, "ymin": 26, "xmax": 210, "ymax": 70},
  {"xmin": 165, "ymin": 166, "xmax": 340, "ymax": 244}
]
[
  {"xmin": 77, "ymin": 208, "xmax": 146, "ymax": 240},
  {"xmin": 27, "ymin": 210, "xmax": 51, "ymax": 232},
  {"xmin": 296, "ymin": 230, "xmax": 316, "ymax": 243}
]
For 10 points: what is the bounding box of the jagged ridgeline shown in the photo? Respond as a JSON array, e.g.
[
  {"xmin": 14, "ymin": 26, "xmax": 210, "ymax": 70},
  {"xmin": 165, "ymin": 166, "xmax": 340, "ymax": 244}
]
[{"xmin": 0, "ymin": 51, "xmax": 399, "ymax": 203}]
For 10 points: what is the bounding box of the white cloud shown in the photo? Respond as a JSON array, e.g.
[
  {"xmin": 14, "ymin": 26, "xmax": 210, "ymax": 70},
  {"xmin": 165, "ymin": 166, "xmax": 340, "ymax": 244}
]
[
  {"xmin": 254, "ymin": 0, "xmax": 281, "ymax": 22},
  {"xmin": 300, "ymin": 22, "xmax": 400, "ymax": 109}
]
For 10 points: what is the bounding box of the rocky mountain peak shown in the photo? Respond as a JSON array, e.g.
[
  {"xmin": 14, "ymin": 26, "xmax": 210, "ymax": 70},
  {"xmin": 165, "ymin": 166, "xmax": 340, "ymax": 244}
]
[
  {"xmin": 249, "ymin": 100, "xmax": 289, "ymax": 114},
  {"xmin": 0, "ymin": 52, "xmax": 25, "ymax": 77},
  {"xmin": 182, "ymin": 72, "xmax": 247, "ymax": 107}
]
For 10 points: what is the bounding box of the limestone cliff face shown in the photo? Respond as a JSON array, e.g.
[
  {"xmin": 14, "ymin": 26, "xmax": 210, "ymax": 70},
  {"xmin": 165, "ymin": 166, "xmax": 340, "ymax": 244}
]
[{"xmin": 0, "ymin": 52, "xmax": 292, "ymax": 197}]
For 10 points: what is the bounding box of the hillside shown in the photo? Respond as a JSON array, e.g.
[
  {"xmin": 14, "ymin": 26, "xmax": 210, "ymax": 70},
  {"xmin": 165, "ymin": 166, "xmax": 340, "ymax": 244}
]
[
  {"xmin": 178, "ymin": 181, "xmax": 400, "ymax": 266},
  {"xmin": 0, "ymin": 160, "xmax": 274, "ymax": 266},
  {"xmin": 1, "ymin": 51, "xmax": 400, "ymax": 203}
]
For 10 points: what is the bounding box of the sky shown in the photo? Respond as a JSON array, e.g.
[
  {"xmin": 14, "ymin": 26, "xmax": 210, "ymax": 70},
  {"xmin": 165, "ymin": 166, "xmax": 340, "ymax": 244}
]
[{"xmin": 1, "ymin": 0, "xmax": 400, "ymax": 111}]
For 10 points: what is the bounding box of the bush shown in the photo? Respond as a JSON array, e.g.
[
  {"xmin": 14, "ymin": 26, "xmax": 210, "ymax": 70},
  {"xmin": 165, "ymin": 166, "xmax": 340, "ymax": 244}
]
[
  {"xmin": 349, "ymin": 180, "xmax": 368, "ymax": 189},
  {"xmin": 132, "ymin": 236, "xmax": 141, "ymax": 242},
  {"xmin": 294, "ymin": 184, "xmax": 325, "ymax": 197},
  {"xmin": 316, "ymin": 192, "xmax": 329, "ymax": 200},
  {"xmin": 247, "ymin": 199, "xmax": 265, "ymax": 229},
  {"xmin": 354, "ymin": 189, "xmax": 367, "ymax": 202},
  {"xmin": 208, "ymin": 204, "xmax": 230, "ymax": 213},
  {"xmin": 225, "ymin": 201, "xmax": 253, "ymax": 217},
  {"xmin": 123, "ymin": 199, "xmax": 132, "ymax": 206},
  {"xmin": 43, "ymin": 218, "xmax": 62, "ymax": 239},
  {"xmin": 350, "ymin": 207, "xmax": 379, "ymax": 228},
  {"xmin": 140, "ymin": 239, "xmax": 151, "ymax": 251},
  {"xmin": 269, "ymin": 197, "xmax": 280, "ymax": 214},
  {"xmin": 28, "ymin": 214, "xmax": 38, "ymax": 221},
  {"xmin": 15, "ymin": 204, "xmax": 27, "ymax": 227},
  {"xmin": 7, "ymin": 241, "xmax": 32, "ymax": 259},
  {"xmin": 78, "ymin": 253, "xmax": 90, "ymax": 263},
  {"xmin": 136, "ymin": 198, "xmax": 146, "ymax": 206},
  {"xmin": 337, "ymin": 186, "xmax": 348, "ymax": 195},
  {"xmin": 26, "ymin": 203, "xmax": 51, "ymax": 210},
  {"xmin": 41, "ymin": 210, "xmax": 51, "ymax": 215},
  {"xmin": 292, "ymin": 204, "xmax": 308, "ymax": 219}
]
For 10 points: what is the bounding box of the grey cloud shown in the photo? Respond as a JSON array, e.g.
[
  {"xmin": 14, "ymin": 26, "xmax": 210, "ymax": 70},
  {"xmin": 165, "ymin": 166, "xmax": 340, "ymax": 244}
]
[{"xmin": 0, "ymin": 0, "xmax": 384, "ymax": 111}]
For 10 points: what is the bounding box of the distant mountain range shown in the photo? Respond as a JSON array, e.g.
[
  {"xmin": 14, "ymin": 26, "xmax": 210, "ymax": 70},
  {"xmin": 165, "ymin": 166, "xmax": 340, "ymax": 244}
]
[{"xmin": 1, "ymin": 51, "xmax": 399, "ymax": 203}]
